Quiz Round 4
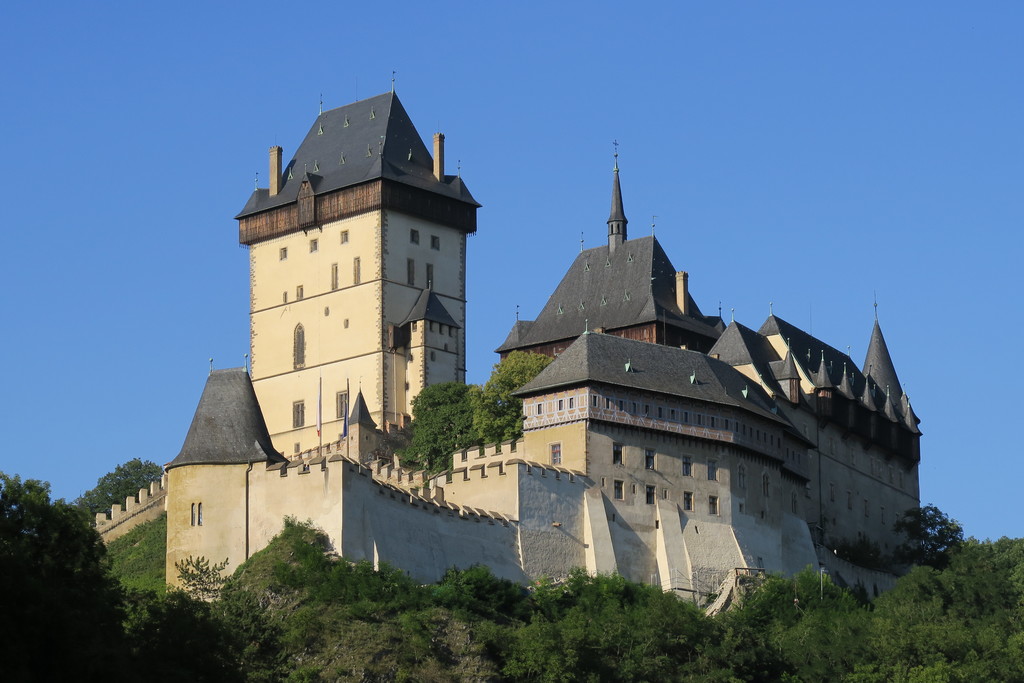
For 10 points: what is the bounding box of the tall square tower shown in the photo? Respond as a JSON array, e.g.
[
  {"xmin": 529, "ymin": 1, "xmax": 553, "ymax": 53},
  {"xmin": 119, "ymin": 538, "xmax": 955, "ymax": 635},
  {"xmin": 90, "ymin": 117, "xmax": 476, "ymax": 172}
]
[{"xmin": 235, "ymin": 93, "xmax": 479, "ymax": 455}]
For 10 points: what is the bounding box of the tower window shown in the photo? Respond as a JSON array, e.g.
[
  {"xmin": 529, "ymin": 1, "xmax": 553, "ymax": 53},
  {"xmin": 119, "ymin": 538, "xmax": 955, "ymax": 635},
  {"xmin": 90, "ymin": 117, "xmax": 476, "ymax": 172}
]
[
  {"xmin": 682, "ymin": 456, "xmax": 692, "ymax": 477},
  {"xmin": 683, "ymin": 491, "xmax": 693, "ymax": 511},
  {"xmin": 309, "ymin": 238, "xmax": 318, "ymax": 253},
  {"xmin": 293, "ymin": 401, "xmax": 305, "ymax": 428},
  {"xmin": 707, "ymin": 460, "xmax": 718, "ymax": 481},
  {"xmin": 336, "ymin": 391, "xmax": 348, "ymax": 420},
  {"xmin": 644, "ymin": 449, "xmax": 655, "ymax": 470},
  {"xmin": 407, "ymin": 258, "xmax": 416, "ymax": 286},
  {"xmin": 293, "ymin": 324, "xmax": 306, "ymax": 369},
  {"xmin": 340, "ymin": 230, "xmax": 349, "ymax": 244},
  {"xmin": 331, "ymin": 263, "xmax": 339, "ymax": 290},
  {"xmin": 279, "ymin": 247, "xmax": 288, "ymax": 260},
  {"xmin": 430, "ymin": 235, "xmax": 440, "ymax": 250},
  {"xmin": 762, "ymin": 474, "xmax": 770, "ymax": 497},
  {"xmin": 197, "ymin": 502, "xmax": 203, "ymax": 526},
  {"xmin": 296, "ymin": 285, "xmax": 304, "ymax": 300},
  {"xmin": 426, "ymin": 264, "xmax": 434, "ymax": 289},
  {"xmin": 645, "ymin": 485, "xmax": 655, "ymax": 505},
  {"xmin": 190, "ymin": 503, "xmax": 196, "ymax": 526},
  {"xmin": 709, "ymin": 495, "xmax": 719, "ymax": 515},
  {"xmin": 410, "ymin": 229, "xmax": 420, "ymax": 244},
  {"xmin": 550, "ymin": 443, "xmax": 561, "ymax": 465},
  {"xmin": 353, "ymin": 257, "xmax": 361, "ymax": 284},
  {"xmin": 613, "ymin": 480, "xmax": 624, "ymax": 500},
  {"xmin": 612, "ymin": 443, "xmax": 623, "ymax": 465}
]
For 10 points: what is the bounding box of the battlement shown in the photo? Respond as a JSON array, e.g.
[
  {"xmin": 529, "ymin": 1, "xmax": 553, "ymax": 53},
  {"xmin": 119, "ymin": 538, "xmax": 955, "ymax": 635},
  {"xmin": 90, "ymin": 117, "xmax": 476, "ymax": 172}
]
[{"xmin": 95, "ymin": 474, "xmax": 168, "ymax": 543}]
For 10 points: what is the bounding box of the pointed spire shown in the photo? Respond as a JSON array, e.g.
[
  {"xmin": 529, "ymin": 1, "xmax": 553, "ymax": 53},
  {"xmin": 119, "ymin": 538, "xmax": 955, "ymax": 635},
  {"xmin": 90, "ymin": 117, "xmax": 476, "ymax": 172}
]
[
  {"xmin": 883, "ymin": 385, "xmax": 899, "ymax": 422},
  {"xmin": 838, "ymin": 363, "xmax": 856, "ymax": 399},
  {"xmin": 816, "ymin": 351, "xmax": 834, "ymax": 389},
  {"xmin": 860, "ymin": 376, "xmax": 877, "ymax": 412},
  {"xmin": 607, "ymin": 141, "xmax": 627, "ymax": 251},
  {"xmin": 349, "ymin": 390, "xmax": 378, "ymax": 429},
  {"xmin": 863, "ymin": 318, "xmax": 903, "ymax": 401},
  {"xmin": 901, "ymin": 394, "xmax": 921, "ymax": 434}
]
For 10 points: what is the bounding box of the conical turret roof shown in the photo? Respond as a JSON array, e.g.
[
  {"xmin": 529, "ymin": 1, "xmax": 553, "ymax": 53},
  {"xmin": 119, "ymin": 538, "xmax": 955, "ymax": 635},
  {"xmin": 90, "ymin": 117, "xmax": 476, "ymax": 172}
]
[
  {"xmin": 349, "ymin": 390, "xmax": 377, "ymax": 429},
  {"xmin": 863, "ymin": 319, "xmax": 902, "ymax": 401},
  {"xmin": 167, "ymin": 369, "xmax": 284, "ymax": 469}
]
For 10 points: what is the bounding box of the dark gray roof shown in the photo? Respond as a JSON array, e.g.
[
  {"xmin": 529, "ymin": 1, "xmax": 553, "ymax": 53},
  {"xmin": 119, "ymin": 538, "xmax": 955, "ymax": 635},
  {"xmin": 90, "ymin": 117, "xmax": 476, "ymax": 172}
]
[
  {"xmin": 498, "ymin": 320, "xmax": 534, "ymax": 351},
  {"xmin": 167, "ymin": 369, "xmax": 284, "ymax": 470},
  {"xmin": 236, "ymin": 92, "xmax": 478, "ymax": 220},
  {"xmin": 815, "ymin": 353, "xmax": 835, "ymax": 389},
  {"xmin": 608, "ymin": 167, "xmax": 627, "ymax": 226},
  {"xmin": 399, "ymin": 289, "xmax": 460, "ymax": 328},
  {"xmin": 349, "ymin": 390, "xmax": 377, "ymax": 428},
  {"xmin": 496, "ymin": 235, "xmax": 719, "ymax": 352},
  {"xmin": 863, "ymin": 319, "xmax": 903, "ymax": 400},
  {"xmin": 515, "ymin": 332, "xmax": 786, "ymax": 426}
]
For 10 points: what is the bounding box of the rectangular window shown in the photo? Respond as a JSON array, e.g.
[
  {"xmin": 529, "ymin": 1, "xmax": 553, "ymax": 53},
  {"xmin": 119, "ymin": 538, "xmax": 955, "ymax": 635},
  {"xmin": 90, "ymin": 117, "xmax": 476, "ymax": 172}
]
[
  {"xmin": 645, "ymin": 485, "xmax": 656, "ymax": 505},
  {"xmin": 550, "ymin": 443, "xmax": 561, "ymax": 465},
  {"xmin": 309, "ymin": 238, "xmax": 318, "ymax": 253},
  {"xmin": 410, "ymin": 228, "xmax": 420, "ymax": 244},
  {"xmin": 537, "ymin": 403, "xmax": 543, "ymax": 415},
  {"xmin": 612, "ymin": 443, "xmax": 623, "ymax": 465},
  {"xmin": 644, "ymin": 449, "xmax": 655, "ymax": 470},
  {"xmin": 568, "ymin": 397, "xmax": 574, "ymax": 409},
  {"xmin": 557, "ymin": 399, "xmax": 564, "ymax": 410},
  {"xmin": 292, "ymin": 401, "xmax": 305, "ymax": 428},
  {"xmin": 336, "ymin": 391, "xmax": 348, "ymax": 420},
  {"xmin": 613, "ymin": 480, "xmax": 624, "ymax": 500},
  {"xmin": 618, "ymin": 400, "xmax": 624, "ymax": 411},
  {"xmin": 829, "ymin": 483, "xmax": 835, "ymax": 502},
  {"xmin": 331, "ymin": 263, "xmax": 339, "ymax": 290},
  {"xmin": 657, "ymin": 406, "xmax": 663, "ymax": 419},
  {"xmin": 864, "ymin": 499, "xmax": 870, "ymax": 517},
  {"xmin": 847, "ymin": 491, "xmax": 853, "ymax": 510},
  {"xmin": 709, "ymin": 495, "xmax": 719, "ymax": 515},
  {"xmin": 407, "ymin": 258, "xmax": 415, "ymax": 286},
  {"xmin": 296, "ymin": 285, "xmax": 304, "ymax": 300},
  {"xmin": 682, "ymin": 456, "xmax": 692, "ymax": 477},
  {"xmin": 353, "ymin": 257, "xmax": 361, "ymax": 284},
  {"xmin": 592, "ymin": 395, "xmax": 598, "ymax": 407},
  {"xmin": 426, "ymin": 263, "xmax": 434, "ymax": 288},
  {"xmin": 431, "ymin": 235, "xmax": 440, "ymax": 250},
  {"xmin": 197, "ymin": 502, "xmax": 203, "ymax": 526},
  {"xmin": 282, "ymin": 291, "xmax": 288, "ymax": 304},
  {"xmin": 340, "ymin": 230, "xmax": 349, "ymax": 244},
  {"xmin": 670, "ymin": 408, "xmax": 676, "ymax": 420},
  {"xmin": 279, "ymin": 247, "xmax": 288, "ymax": 260},
  {"xmin": 707, "ymin": 460, "xmax": 718, "ymax": 481},
  {"xmin": 683, "ymin": 491, "xmax": 693, "ymax": 511}
]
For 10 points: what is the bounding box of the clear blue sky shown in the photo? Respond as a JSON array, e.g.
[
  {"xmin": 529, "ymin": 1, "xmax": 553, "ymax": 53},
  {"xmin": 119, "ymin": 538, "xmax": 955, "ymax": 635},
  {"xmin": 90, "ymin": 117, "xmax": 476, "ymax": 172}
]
[{"xmin": 1, "ymin": 2, "xmax": 1020, "ymax": 540}]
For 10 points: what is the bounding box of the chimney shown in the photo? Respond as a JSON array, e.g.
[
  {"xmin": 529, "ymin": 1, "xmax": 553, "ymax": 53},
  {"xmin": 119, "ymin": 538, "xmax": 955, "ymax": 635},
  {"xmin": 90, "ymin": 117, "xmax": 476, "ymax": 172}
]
[
  {"xmin": 432, "ymin": 133, "xmax": 445, "ymax": 182},
  {"xmin": 269, "ymin": 146, "xmax": 283, "ymax": 196},
  {"xmin": 676, "ymin": 271, "xmax": 690, "ymax": 316}
]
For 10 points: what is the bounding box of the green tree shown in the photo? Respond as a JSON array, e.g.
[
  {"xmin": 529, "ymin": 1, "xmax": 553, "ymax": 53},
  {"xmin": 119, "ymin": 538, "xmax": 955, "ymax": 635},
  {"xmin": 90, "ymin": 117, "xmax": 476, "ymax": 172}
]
[
  {"xmin": 472, "ymin": 351, "xmax": 553, "ymax": 444},
  {"xmin": 0, "ymin": 472, "xmax": 131, "ymax": 679},
  {"xmin": 176, "ymin": 555, "xmax": 229, "ymax": 601},
  {"xmin": 893, "ymin": 504, "xmax": 964, "ymax": 570},
  {"xmin": 76, "ymin": 457, "xmax": 163, "ymax": 516},
  {"xmin": 404, "ymin": 381, "xmax": 479, "ymax": 472}
]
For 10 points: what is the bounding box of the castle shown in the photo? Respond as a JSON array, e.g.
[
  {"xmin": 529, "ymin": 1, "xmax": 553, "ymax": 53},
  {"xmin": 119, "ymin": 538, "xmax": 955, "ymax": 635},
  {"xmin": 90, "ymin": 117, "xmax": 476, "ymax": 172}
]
[{"xmin": 153, "ymin": 92, "xmax": 920, "ymax": 600}]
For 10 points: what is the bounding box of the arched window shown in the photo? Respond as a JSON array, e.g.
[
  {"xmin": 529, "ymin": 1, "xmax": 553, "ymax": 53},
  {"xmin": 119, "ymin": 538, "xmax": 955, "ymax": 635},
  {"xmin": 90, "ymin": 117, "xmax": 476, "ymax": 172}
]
[
  {"xmin": 197, "ymin": 502, "xmax": 203, "ymax": 526},
  {"xmin": 190, "ymin": 503, "xmax": 195, "ymax": 526},
  {"xmin": 762, "ymin": 473, "xmax": 770, "ymax": 498},
  {"xmin": 294, "ymin": 324, "xmax": 306, "ymax": 369}
]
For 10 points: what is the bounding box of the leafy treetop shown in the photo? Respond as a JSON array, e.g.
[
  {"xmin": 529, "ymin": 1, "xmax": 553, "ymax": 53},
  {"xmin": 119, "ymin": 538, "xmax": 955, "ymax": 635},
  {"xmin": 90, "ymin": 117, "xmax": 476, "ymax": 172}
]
[{"xmin": 76, "ymin": 457, "xmax": 163, "ymax": 516}]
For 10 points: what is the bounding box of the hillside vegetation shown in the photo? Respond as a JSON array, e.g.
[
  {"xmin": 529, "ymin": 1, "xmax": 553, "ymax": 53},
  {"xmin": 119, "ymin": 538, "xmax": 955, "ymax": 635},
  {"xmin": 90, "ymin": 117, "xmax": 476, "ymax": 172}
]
[{"xmin": 9, "ymin": 470, "xmax": 1024, "ymax": 681}]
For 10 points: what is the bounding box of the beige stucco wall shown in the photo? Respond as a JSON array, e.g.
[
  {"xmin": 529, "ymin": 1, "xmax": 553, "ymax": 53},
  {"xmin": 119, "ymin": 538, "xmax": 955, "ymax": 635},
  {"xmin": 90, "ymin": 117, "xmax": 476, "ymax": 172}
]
[{"xmin": 249, "ymin": 209, "xmax": 468, "ymax": 453}]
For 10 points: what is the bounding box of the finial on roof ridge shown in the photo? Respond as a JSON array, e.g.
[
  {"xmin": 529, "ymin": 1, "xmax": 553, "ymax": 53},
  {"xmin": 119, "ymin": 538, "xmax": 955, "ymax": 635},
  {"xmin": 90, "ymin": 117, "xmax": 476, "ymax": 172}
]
[
  {"xmin": 209, "ymin": 358, "xmax": 214, "ymax": 374},
  {"xmin": 613, "ymin": 139, "xmax": 619, "ymax": 172},
  {"xmin": 391, "ymin": 69, "xmax": 396, "ymax": 93}
]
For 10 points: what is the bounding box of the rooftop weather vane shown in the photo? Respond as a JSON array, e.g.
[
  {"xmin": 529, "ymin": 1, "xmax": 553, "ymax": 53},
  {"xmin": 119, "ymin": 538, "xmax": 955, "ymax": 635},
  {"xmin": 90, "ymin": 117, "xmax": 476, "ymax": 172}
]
[
  {"xmin": 580, "ymin": 232, "xmax": 585, "ymax": 252},
  {"xmin": 770, "ymin": 301, "xmax": 774, "ymax": 315},
  {"xmin": 319, "ymin": 93, "xmax": 323, "ymax": 115},
  {"xmin": 515, "ymin": 304, "xmax": 520, "ymax": 322},
  {"xmin": 391, "ymin": 70, "xmax": 397, "ymax": 92},
  {"xmin": 254, "ymin": 171, "xmax": 258, "ymax": 191},
  {"xmin": 613, "ymin": 139, "xmax": 619, "ymax": 170},
  {"xmin": 873, "ymin": 292, "xmax": 879, "ymax": 320},
  {"xmin": 651, "ymin": 215, "xmax": 656, "ymax": 236}
]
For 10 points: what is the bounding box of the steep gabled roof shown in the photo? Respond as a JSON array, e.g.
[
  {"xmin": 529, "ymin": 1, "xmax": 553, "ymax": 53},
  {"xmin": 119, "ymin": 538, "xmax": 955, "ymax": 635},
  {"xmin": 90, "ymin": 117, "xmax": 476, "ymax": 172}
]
[
  {"xmin": 236, "ymin": 92, "xmax": 478, "ymax": 220},
  {"xmin": 863, "ymin": 319, "xmax": 903, "ymax": 401},
  {"xmin": 167, "ymin": 369, "xmax": 284, "ymax": 470},
  {"xmin": 400, "ymin": 289, "xmax": 460, "ymax": 328},
  {"xmin": 515, "ymin": 332, "xmax": 785, "ymax": 425},
  {"xmin": 496, "ymin": 235, "xmax": 719, "ymax": 352}
]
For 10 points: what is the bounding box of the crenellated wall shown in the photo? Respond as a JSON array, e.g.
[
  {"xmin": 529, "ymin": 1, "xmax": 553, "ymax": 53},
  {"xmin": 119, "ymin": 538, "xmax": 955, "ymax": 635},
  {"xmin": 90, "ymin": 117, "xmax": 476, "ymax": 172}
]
[{"xmin": 96, "ymin": 475, "xmax": 168, "ymax": 543}]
